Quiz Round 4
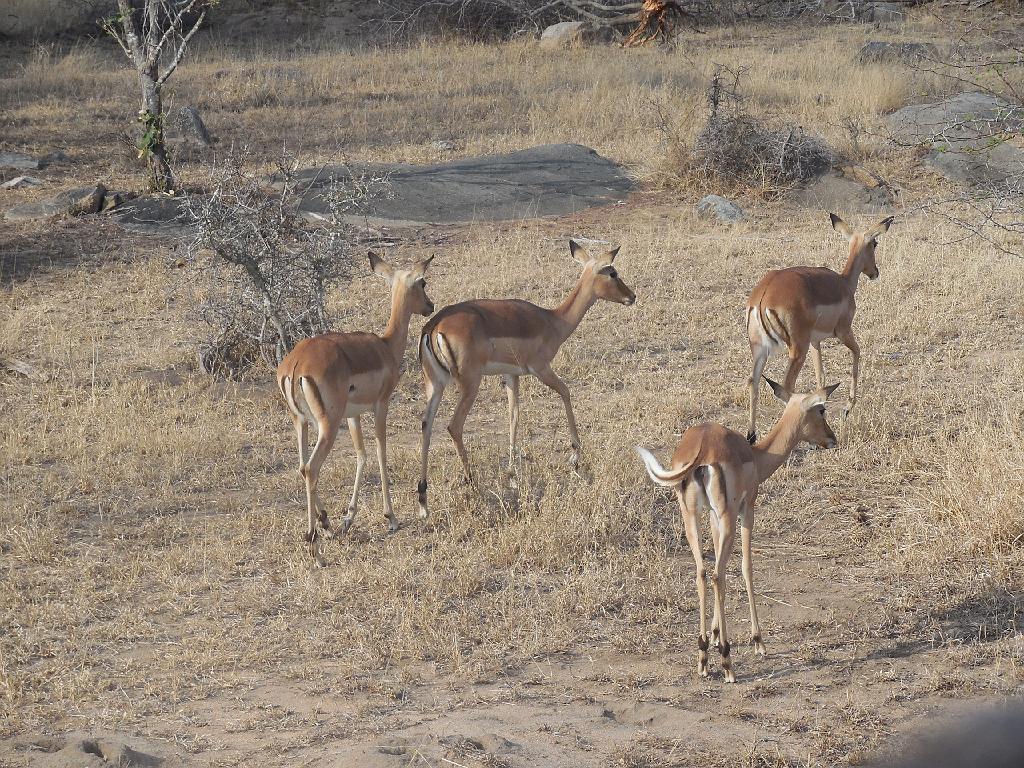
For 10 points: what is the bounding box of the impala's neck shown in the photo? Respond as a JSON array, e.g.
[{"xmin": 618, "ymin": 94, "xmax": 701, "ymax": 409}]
[
  {"xmin": 751, "ymin": 405, "xmax": 804, "ymax": 482},
  {"xmin": 552, "ymin": 273, "xmax": 597, "ymax": 341},
  {"xmin": 381, "ymin": 287, "xmax": 415, "ymax": 364},
  {"xmin": 840, "ymin": 240, "xmax": 865, "ymax": 292}
]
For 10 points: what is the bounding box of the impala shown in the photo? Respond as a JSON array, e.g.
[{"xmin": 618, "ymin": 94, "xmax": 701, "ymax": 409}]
[
  {"xmin": 636, "ymin": 378, "xmax": 840, "ymax": 682},
  {"xmin": 276, "ymin": 253, "xmax": 434, "ymax": 566},
  {"xmin": 745, "ymin": 213, "xmax": 894, "ymax": 442},
  {"xmin": 416, "ymin": 240, "xmax": 636, "ymax": 519}
]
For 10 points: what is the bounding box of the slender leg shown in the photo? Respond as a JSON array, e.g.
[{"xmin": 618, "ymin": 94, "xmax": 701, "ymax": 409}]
[
  {"xmin": 341, "ymin": 417, "xmax": 366, "ymax": 534},
  {"xmin": 838, "ymin": 328, "xmax": 861, "ymax": 418},
  {"xmin": 679, "ymin": 484, "xmax": 708, "ymax": 677},
  {"xmin": 292, "ymin": 413, "xmax": 309, "ymax": 478},
  {"xmin": 809, "ymin": 342, "xmax": 825, "ymax": 389},
  {"xmin": 503, "ymin": 375, "xmax": 520, "ymax": 469},
  {"xmin": 302, "ymin": 418, "xmax": 340, "ymax": 568},
  {"xmin": 447, "ymin": 373, "xmax": 482, "ymax": 482},
  {"xmin": 373, "ymin": 401, "xmax": 398, "ymax": 533},
  {"xmin": 740, "ymin": 503, "xmax": 765, "ymax": 656},
  {"xmin": 713, "ymin": 516, "xmax": 737, "ymax": 683},
  {"xmin": 534, "ymin": 365, "xmax": 582, "ymax": 469},
  {"xmin": 418, "ymin": 371, "xmax": 447, "ymax": 520},
  {"xmin": 781, "ymin": 340, "xmax": 809, "ymax": 396},
  {"xmin": 747, "ymin": 344, "xmax": 769, "ymax": 444}
]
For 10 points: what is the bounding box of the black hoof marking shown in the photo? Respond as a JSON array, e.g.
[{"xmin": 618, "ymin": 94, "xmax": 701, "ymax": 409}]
[
  {"xmin": 746, "ymin": 430, "xmax": 757, "ymax": 445},
  {"xmin": 304, "ymin": 530, "xmax": 317, "ymax": 543},
  {"xmin": 720, "ymin": 641, "xmax": 731, "ymax": 658},
  {"xmin": 751, "ymin": 633, "xmax": 762, "ymax": 645},
  {"xmin": 697, "ymin": 636, "xmax": 710, "ymax": 652}
]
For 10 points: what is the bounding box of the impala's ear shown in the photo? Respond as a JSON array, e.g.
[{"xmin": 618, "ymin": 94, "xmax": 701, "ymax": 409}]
[
  {"xmin": 569, "ymin": 239, "xmax": 589, "ymax": 264},
  {"xmin": 866, "ymin": 216, "xmax": 894, "ymax": 239},
  {"xmin": 830, "ymin": 212, "xmax": 854, "ymax": 238},
  {"xmin": 415, "ymin": 254, "xmax": 435, "ymax": 275},
  {"xmin": 607, "ymin": 245, "xmax": 621, "ymax": 263},
  {"xmin": 764, "ymin": 375, "xmax": 790, "ymax": 403},
  {"xmin": 368, "ymin": 251, "xmax": 396, "ymax": 282},
  {"xmin": 803, "ymin": 382, "xmax": 841, "ymax": 410}
]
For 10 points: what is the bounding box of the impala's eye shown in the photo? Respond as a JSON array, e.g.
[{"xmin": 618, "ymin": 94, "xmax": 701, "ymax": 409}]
[
  {"xmin": 607, "ymin": 269, "xmax": 618, "ymax": 279},
  {"xmin": 818, "ymin": 406, "xmax": 826, "ymax": 415}
]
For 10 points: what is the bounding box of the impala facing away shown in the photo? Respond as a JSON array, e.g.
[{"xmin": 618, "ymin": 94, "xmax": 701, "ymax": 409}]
[
  {"xmin": 745, "ymin": 213, "xmax": 894, "ymax": 442},
  {"xmin": 637, "ymin": 378, "xmax": 840, "ymax": 682},
  {"xmin": 277, "ymin": 253, "xmax": 434, "ymax": 566},
  {"xmin": 416, "ymin": 240, "xmax": 636, "ymax": 519}
]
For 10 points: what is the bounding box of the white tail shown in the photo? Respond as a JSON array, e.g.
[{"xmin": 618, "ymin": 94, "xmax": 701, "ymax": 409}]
[{"xmin": 635, "ymin": 446, "xmax": 692, "ymax": 487}]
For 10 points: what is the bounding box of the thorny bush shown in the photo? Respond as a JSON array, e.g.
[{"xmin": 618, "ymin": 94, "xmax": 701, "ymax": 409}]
[{"xmin": 181, "ymin": 151, "xmax": 391, "ymax": 377}]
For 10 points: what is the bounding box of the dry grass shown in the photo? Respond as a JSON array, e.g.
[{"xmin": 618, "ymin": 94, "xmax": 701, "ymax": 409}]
[{"xmin": 2, "ymin": 14, "xmax": 1024, "ymax": 768}]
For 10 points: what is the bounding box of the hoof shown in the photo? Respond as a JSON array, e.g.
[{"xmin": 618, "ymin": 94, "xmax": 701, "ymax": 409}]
[
  {"xmin": 387, "ymin": 519, "xmax": 400, "ymax": 534},
  {"xmin": 569, "ymin": 450, "xmax": 580, "ymax": 470},
  {"xmin": 340, "ymin": 516, "xmax": 354, "ymax": 535},
  {"xmin": 752, "ymin": 634, "xmax": 766, "ymax": 656},
  {"xmin": 417, "ymin": 506, "xmax": 429, "ymax": 521},
  {"xmin": 723, "ymin": 670, "xmax": 736, "ymax": 684},
  {"xmin": 698, "ymin": 665, "xmax": 709, "ymax": 678},
  {"xmin": 313, "ymin": 556, "xmax": 327, "ymax": 568}
]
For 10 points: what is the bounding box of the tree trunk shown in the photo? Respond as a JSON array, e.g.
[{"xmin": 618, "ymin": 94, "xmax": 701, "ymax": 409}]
[{"xmin": 140, "ymin": 70, "xmax": 174, "ymax": 193}]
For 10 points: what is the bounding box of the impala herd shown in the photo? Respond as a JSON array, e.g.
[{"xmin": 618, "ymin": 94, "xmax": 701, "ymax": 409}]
[{"xmin": 276, "ymin": 212, "xmax": 895, "ymax": 682}]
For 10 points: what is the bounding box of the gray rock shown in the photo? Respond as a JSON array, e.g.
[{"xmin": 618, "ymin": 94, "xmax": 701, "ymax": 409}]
[
  {"xmin": 294, "ymin": 143, "xmax": 632, "ymax": 226},
  {"xmin": 539, "ymin": 21, "xmax": 611, "ymax": 49},
  {"xmin": 868, "ymin": 2, "xmax": 906, "ymax": 22},
  {"xmin": 166, "ymin": 105, "xmax": 211, "ymax": 147},
  {"xmin": 696, "ymin": 194, "xmax": 746, "ymax": 223},
  {"xmin": 887, "ymin": 91, "xmax": 1024, "ymax": 184},
  {"xmin": 4, "ymin": 184, "xmax": 106, "ymax": 221},
  {"xmin": 857, "ymin": 41, "xmax": 937, "ymax": 65},
  {"xmin": 431, "ymin": 140, "xmax": 456, "ymax": 152},
  {"xmin": 0, "ymin": 151, "xmax": 67, "ymax": 171},
  {"xmin": 1, "ymin": 175, "xmax": 44, "ymax": 190},
  {"xmin": 112, "ymin": 195, "xmax": 194, "ymax": 234},
  {"xmin": 0, "ymin": 152, "xmax": 42, "ymax": 171},
  {"xmin": 791, "ymin": 171, "xmax": 893, "ymax": 214}
]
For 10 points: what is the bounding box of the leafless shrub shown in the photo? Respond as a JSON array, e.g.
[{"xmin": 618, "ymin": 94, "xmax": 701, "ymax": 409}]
[
  {"xmin": 660, "ymin": 65, "xmax": 835, "ymax": 197},
  {"xmin": 377, "ymin": 0, "xmax": 708, "ymax": 40},
  {"xmin": 180, "ymin": 151, "xmax": 391, "ymax": 377},
  {"xmin": 904, "ymin": 27, "xmax": 1024, "ymax": 256}
]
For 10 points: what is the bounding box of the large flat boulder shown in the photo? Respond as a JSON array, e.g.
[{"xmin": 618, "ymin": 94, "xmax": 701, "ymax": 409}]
[
  {"xmin": 887, "ymin": 91, "xmax": 1024, "ymax": 184},
  {"xmin": 295, "ymin": 143, "xmax": 632, "ymax": 226},
  {"xmin": 5, "ymin": 184, "xmax": 106, "ymax": 222}
]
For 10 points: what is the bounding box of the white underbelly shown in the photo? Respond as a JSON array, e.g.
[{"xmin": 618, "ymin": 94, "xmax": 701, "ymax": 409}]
[
  {"xmin": 344, "ymin": 400, "xmax": 374, "ymax": 418},
  {"xmin": 482, "ymin": 361, "xmax": 529, "ymax": 376}
]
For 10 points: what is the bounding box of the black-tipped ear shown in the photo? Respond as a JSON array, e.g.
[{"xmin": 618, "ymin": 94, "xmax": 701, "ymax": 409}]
[
  {"xmin": 830, "ymin": 212, "xmax": 854, "ymax": 237},
  {"xmin": 608, "ymin": 246, "xmax": 621, "ymax": 263},
  {"xmin": 569, "ymin": 239, "xmax": 588, "ymax": 263},
  {"xmin": 823, "ymin": 382, "xmax": 842, "ymax": 400},
  {"xmin": 763, "ymin": 375, "xmax": 790, "ymax": 403},
  {"xmin": 368, "ymin": 251, "xmax": 395, "ymax": 281},
  {"xmin": 417, "ymin": 254, "xmax": 435, "ymax": 274},
  {"xmin": 867, "ymin": 216, "xmax": 894, "ymax": 239}
]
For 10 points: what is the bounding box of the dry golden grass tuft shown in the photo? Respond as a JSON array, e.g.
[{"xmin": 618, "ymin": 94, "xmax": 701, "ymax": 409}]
[{"xmin": 2, "ymin": 15, "xmax": 1023, "ymax": 767}]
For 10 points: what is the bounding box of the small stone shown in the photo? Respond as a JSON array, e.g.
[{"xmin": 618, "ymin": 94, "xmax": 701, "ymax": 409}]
[
  {"xmin": 539, "ymin": 21, "xmax": 612, "ymax": 49},
  {"xmin": 431, "ymin": 140, "xmax": 456, "ymax": 151},
  {"xmin": 1, "ymin": 175, "xmax": 44, "ymax": 190},
  {"xmin": 857, "ymin": 41, "xmax": 936, "ymax": 65},
  {"xmin": 696, "ymin": 194, "xmax": 746, "ymax": 224},
  {"xmin": 0, "ymin": 152, "xmax": 42, "ymax": 171},
  {"xmin": 166, "ymin": 105, "xmax": 211, "ymax": 148}
]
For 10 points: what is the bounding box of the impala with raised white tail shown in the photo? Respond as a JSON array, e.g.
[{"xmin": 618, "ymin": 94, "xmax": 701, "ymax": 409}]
[
  {"xmin": 277, "ymin": 253, "xmax": 434, "ymax": 566},
  {"xmin": 637, "ymin": 378, "xmax": 840, "ymax": 682},
  {"xmin": 416, "ymin": 240, "xmax": 636, "ymax": 519},
  {"xmin": 745, "ymin": 213, "xmax": 894, "ymax": 443}
]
